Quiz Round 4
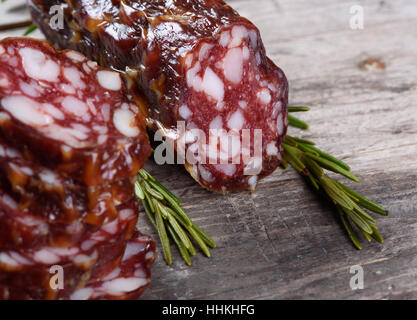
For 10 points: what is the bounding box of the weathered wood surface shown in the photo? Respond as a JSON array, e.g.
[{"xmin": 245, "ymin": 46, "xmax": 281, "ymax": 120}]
[{"xmin": 1, "ymin": 0, "xmax": 417, "ymax": 300}]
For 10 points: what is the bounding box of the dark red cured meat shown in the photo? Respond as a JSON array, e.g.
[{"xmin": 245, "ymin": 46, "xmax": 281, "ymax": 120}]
[
  {"xmin": 0, "ymin": 183, "xmax": 139, "ymax": 249},
  {"xmin": 0, "ymin": 199, "xmax": 139, "ymax": 300},
  {"xmin": 29, "ymin": 0, "xmax": 289, "ymax": 193},
  {"xmin": 0, "ymin": 284, "xmax": 31, "ymax": 300},
  {"xmin": 0, "ymin": 231, "xmax": 155, "ymax": 300},
  {"xmin": 0, "ymin": 189, "xmax": 84, "ymax": 250},
  {"xmin": 0, "ymin": 37, "xmax": 151, "ymax": 186},
  {"xmin": 67, "ymin": 232, "xmax": 155, "ymax": 300},
  {"xmin": 0, "ymin": 135, "xmax": 135, "ymax": 226}
]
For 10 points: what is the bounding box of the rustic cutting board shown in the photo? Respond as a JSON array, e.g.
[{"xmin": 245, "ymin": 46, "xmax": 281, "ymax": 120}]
[{"xmin": 0, "ymin": 0, "xmax": 416, "ymax": 299}]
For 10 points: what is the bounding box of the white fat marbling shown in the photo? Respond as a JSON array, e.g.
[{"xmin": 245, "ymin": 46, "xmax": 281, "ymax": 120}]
[
  {"xmin": 2, "ymin": 95, "xmax": 53, "ymax": 126},
  {"xmin": 227, "ymin": 109, "xmax": 245, "ymax": 131},
  {"xmin": 113, "ymin": 108, "xmax": 139, "ymax": 137},
  {"xmin": 96, "ymin": 70, "xmax": 122, "ymax": 91},
  {"xmin": 202, "ymin": 67, "xmax": 224, "ymax": 102},
  {"xmin": 19, "ymin": 48, "xmax": 60, "ymax": 82},
  {"xmin": 179, "ymin": 104, "xmax": 192, "ymax": 119},
  {"xmin": 223, "ymin": 48, "xmax": 243, "ymax": 84}
]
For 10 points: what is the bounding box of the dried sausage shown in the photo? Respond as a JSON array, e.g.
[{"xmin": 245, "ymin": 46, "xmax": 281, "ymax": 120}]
[
  {"xmin": 29, "ymin": 0, "xmax": 288, "ymax": 193},
  {"xmin": 0, "ymin": 199, "xmax": 140, "ymax": 300},
  {"xmin": 0, "ymin": 37, "xmax": 151, "ymax": 186},
  {"xmin": 68, "ymin": 232, "xmax": 155, "ymax": 300},
  {"xmin": 0, "ymin": 136, "xmax": 135, "ymax": 226}
]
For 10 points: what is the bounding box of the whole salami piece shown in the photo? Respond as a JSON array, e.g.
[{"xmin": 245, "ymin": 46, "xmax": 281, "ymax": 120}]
[
  {"xmin": 0, "ymin": 37, "xmax": 151, "ymax": 186},
  {"xmin": 29, "ymin": 0, "xmax": 289, "ymax": 193}
]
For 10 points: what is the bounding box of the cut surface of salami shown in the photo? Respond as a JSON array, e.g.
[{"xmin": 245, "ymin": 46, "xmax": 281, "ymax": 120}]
[
  {"xmin": 69, "ymin": 232, "xmax": 155, "ymax": 300},
  {"xmin": 0, "ymin": 177, "xmax": 139, "ymax": 249},
  {"xmin": 0, "ymin": 199, "xmax": 140, "ymax": 300},
  {"xmin": 0, "ymin": 231, "xmax": 155, "ymax": 300},
  {"xmin": 0, "ymin": 37, "xmax": 151, "ymax": 186},
  {"xmin": 0, "ymin": 37, "xmax": 155, "ymax": 300},
  {"xmin": 0, "ymin": 135, "xmax": 135, "ymax": 226},
  {"xmin": 29, "ymin": 0, "xmax": 289, "ymax": 193}
]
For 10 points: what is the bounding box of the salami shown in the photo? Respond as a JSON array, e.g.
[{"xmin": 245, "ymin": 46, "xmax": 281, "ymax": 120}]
[
  {"xmin": 0, "ymin": 136, "xmax": 135, "ymax": 226},
  {"xmin": 0, "ymin": 179, "xmax": 139, "ymax": 249},
  {"xmin": 0, "ymin": 199, "xmax": 141, "ymax": 300},
  {"xmin": 29, "ymin": 0, "xmax": 289, "ymax": 193},
  {"xmin": 0, "ymin": 37, "xmax": 151, "ymax": 186},
  {"xmin": 0, "ymin": 231, "xmax": 155, "ymax": 300},
  {"xmin": 0, "ymin": 37, "xmax": 156, "ymax": 300},
  {"xmin": 69, "ymin": 232, "xmax": 155, "ymax": 300}
]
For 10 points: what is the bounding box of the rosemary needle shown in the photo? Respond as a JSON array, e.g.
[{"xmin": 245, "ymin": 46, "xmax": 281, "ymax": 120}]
[
  {"xmin": 285, "ymin": 107, "xmax": 388, "ymax": 249},
  {"xmin": 154, "ymin": 202, "xmax": 172, "ymax": 265},
  {"xmin": 23, "ymin": 24, "xmax": 37, "ymax": 36},
  {"xmin": 288, "ymin": 114, "xmax": 309, "ymax": 130},
  {"xmin": 301, "ymin": 143, "xmax": 350, "ymax": 171},
  {"xmin": 288, "ymin": 106, "xmax": 310, "ymax": 112},
  {"xmin": 136, "ymin": 169, "xmax": 216, "ymax": 265},
  {"xmin": 167, "ymin": 224, "xmax": 192, "ymax": 266}
]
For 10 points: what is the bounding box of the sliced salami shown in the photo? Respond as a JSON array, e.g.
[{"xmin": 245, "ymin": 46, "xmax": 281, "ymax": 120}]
[
  {"xmin": 0, "ymin": 178, "xmax": 138, "ymax": 249},
  {"xmin": 29, "ymin": 0, "xmax": 289, "ymax": 193},
  {"xmin": 68, "ymin": 232, "xmax": 155, "ymax": 300},
  {"xmin": 0, "ymin": 37, "xmax": 151, "ymax": 186},
  {"xmin": 0, "ymin": 136, "xmax": 135, "ymax": 225},
  {"xmin": 0, "ymin": 199, "xmax": 139, "ymax": 300}
]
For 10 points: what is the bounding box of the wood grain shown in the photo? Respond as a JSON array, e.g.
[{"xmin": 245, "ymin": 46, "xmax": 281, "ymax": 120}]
[{"xmin": 0, "ymin": 0, "xmax": 416, "ymax": 300}]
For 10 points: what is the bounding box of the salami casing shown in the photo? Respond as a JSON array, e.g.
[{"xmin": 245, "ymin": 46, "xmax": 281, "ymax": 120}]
[
  {"xmin": 29, "ymin": 0, "xmax": 289, "ymax": 193},
  {"xmin": 0, "ymin": 37, "xmax": 151, "ymax": 186}
]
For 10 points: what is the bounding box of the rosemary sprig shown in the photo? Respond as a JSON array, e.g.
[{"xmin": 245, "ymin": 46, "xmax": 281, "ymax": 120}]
[
  {"xmin": 135, "ymin": 169, "xmax": 216, "ymax": 265},
  {"xmin": 284, "ymin": 106, "xmax": 388, "ymax": 249}
]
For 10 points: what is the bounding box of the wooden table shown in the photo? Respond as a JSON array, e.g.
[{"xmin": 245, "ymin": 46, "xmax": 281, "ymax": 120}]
[{"xmin": 1, "ymin": 0, "xmax": 417, "ymax": 300}]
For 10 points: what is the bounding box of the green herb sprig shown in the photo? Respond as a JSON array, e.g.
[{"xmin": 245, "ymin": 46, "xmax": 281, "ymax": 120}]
[
  {"xmin": 284, "ymin": 107, "xmax": 388, "ymax": 249},
  {"xmin": 135, "ymin": 169, "xmax": 216, "ymax": 265}
]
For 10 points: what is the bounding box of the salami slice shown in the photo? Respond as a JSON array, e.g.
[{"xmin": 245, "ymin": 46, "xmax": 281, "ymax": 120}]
[
  {"xmin": 0, "ymin": 37, "xmax": 151, "ymax": 186},
  {"xmin": 0, "ymin": 231, "xmax": 155, "ymax": 300},
  {"xmin": 0, "ymin": 199, "xmax": 139, "ymax": 300},
  {"xmin": 0, "ymin": 168, "xmax": 139, "ymax": 245},
  {"xmin": 29, "ymin": 0, "xmax": 289, "ymax": 193},
  {"xmin": 68, "ymin": 232, "xmax": 155, "ymax": 300},
  {"xmin": 0, "ymin": 136, "xmax": 135, "ymax": 225}
]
